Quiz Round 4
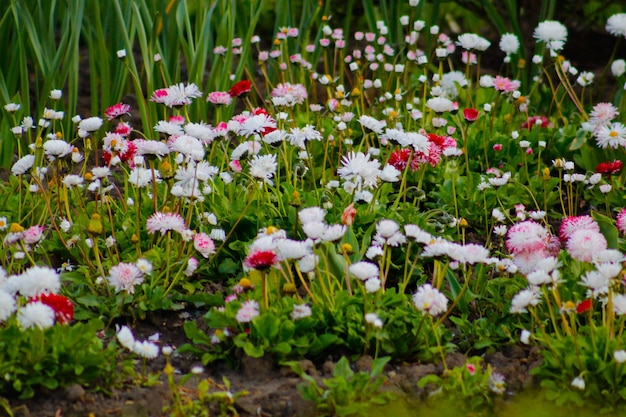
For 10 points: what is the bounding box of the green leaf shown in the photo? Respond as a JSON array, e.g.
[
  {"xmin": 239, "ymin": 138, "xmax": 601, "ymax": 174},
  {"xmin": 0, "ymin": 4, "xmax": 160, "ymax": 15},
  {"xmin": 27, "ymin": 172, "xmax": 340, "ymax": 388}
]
[
  {"xmin": 592, "ymin": 211, "xmax": 619, "ymax": 249},
  {"xmin": 445, "ymin": 269, "xmax": 476, "ymax": 314},
  {"xmin": 218, "ymin": 257, "xmax": 239, "ymax": 275},
  {"xmin": 253, "ymin": 313, "xmax": 280, "ymax": 341},
  {"xmin": 370, "ymin": 357, "xmax": 391, "ymax": 378},
  {"xmin": 242, "ymin": 342, "xmax": 264, "ymax": 358},
  {"xmin": 75, "ymin": 295, "xmax": 102, "ymax": 307},
  {"xmin": 332, "ymin": 357, "xmax": 353, "ymax": 380},
  {"xmin": 569, "ymin": 128, "xmax": 588, "ymax": 151},
  {"xmin": 182, "ymin": 321, "xmax": 212, "ymax": 346},
  {"xmin": 272, "ymin": 342, "xmax": 291, "ymax": 355}
]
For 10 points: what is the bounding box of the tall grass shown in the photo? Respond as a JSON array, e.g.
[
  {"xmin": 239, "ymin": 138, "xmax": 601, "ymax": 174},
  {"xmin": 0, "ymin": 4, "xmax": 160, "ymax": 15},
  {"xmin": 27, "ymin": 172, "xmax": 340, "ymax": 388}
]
[
  {"xmin": 1, "ymin": 0, "xmax": 617, "ymax": 169},
  {"xmin": 0, "ymin": 0, "xmax": 268, "ymax": 168}
]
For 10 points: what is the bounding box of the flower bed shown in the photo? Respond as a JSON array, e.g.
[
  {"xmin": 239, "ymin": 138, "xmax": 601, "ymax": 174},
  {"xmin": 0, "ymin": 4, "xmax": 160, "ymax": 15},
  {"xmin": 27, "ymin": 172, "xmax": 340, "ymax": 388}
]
[{"xmin": 2, "ymin": 1, "xmax": 626, "ymax": 415}]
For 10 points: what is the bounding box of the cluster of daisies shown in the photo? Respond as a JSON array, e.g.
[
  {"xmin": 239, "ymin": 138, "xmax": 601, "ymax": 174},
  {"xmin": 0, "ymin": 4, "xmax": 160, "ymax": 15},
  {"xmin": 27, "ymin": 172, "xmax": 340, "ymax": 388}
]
[
  {"xmin": 0, "ymin": 265, "xmax": 74, "ymax": 329},
  {"xmin": 506, "ymin": 214, "xmax": 625, "ymax": 316}
]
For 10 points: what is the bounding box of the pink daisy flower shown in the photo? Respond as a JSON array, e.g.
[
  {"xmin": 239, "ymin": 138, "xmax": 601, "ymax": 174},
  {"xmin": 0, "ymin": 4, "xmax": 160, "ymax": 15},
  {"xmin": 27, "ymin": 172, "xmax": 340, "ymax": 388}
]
[
  {"xmin": 169, "ymin": 115, "xmax": 186, "ymax": 125},
  {"xmin": 184, "ymin": 257, "xmax": 198, "ymax": 277},
  {"xmin": 559, "ymin": 215, "xmax": 600, "ymax": 242},
  {"xmin": 244, "ymin": 249, "xmax": 279, "ymax": 270},
  {"xmin": 589, "ymin": 102, "xmax": 618, "ymax": 128},
  {"xmin": 146, "ymin": 212, "xmax": 188, "ymax": 235},
  {"xmin": 22, "ymin": 225, "xmax": 45, "ymax": 245},
  {"xmin": 271, "ymin": 82, "xmax": 308, "ymax": 107},
  {"xmin": 150, "ymin": 88, "xmax": 169, "ymax": 104},
  {"xmin": 108, "ymin": 262, "xmax": 144, "ymax": 294},
  {"xmin": 493, "ymin": 76, "xmax": 520, "ymax": 93},
  {"xmin": 617, "ymin": 209, "xmax": 626, "ymax": 235},
  {"xmin": 207, "ymin": 91, "xmax": 233, "ymax": 106},
  {"xmin": 506, "ymin": 220, "xmax": 548, "ymax": 254},
  {"xmin": 235, "ymin": 300, "xmax": 260, "ymax": 323},
  {"xmin": 566, "ymin": 229, "xmax": 607, "ymax": 262},
  {"xmin": 104, "ymin": 103, "xmax": 131, "ymax": 120},
  {"xmin": 194, "ymin": 233, "xmax": 216, "ymax": 258},
  {"xmin": 512, "ymin": 248, "xmax": 550, "ymax": 275},
  {"xmin": 114, "ymin": 122, "xmax": 133, "ymax": 136}
]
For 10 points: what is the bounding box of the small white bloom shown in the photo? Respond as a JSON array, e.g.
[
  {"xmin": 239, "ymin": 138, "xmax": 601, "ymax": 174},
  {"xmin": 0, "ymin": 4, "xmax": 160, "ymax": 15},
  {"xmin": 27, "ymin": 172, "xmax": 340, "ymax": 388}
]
[
  {"xmin": 615, "ymin": 350, "xmax": 626, "ymax": 363},
  {"xmin": 18, "ymin": 302, "xmax": 55, "ymax": 329},
  {"xmin": 520, "ymin": 329, "xmax": 531, "ymax": 345},
  {"xmin": 116, "ymin": 325, "xmax": 136, "ymax": 350},
  {"xmin": 365, "ymin": 278, "xmax": 381, "ymax": 293},
  {"xmin": 364, "ymin": 312, "xmax": 383, "ymax": 328},
  {"xmin": 571, "ymin": 376, "xmax": 585, "ymax": 390}
]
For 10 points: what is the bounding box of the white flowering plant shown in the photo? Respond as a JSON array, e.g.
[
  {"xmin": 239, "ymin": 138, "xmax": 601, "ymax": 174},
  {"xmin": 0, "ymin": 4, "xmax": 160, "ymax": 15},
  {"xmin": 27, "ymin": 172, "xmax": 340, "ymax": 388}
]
[{"xmin": 2, "ymin": 0, "xmax": 626, "ymax": 411}]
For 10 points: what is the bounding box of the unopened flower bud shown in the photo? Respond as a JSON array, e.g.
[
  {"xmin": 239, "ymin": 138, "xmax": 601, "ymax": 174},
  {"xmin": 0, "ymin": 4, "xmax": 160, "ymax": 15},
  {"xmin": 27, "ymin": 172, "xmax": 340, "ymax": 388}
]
[
  {"xmin": 87, "ymin": 213, "xmax": 103, "ymax": 235},
  {"xmin": 341, "ymin": 203, "xmax": 356, "ymax": 226}
]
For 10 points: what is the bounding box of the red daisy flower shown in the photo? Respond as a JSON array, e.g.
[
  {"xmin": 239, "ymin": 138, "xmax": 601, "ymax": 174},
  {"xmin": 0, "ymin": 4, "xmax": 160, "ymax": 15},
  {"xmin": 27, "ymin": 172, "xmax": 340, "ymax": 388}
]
[
  {"xmin": 244, "ymin": 250, "xmax": 278, "ymax": 271},
  {"xmin": 32, "ymin": 293, "xmax": 74, "ymax": 324},
  {"xmin": 596, "ymin": 160, "xmax": 623, "ymax": 176},
  {"xmin": 521, "ymin": 115, "xmax": 551, "ymax": 130},
  {"xmin": 229, "ymin": 80, "xmax": 252, "ymax": 98},
  {"xmin": 576, "ymin": 299, "xmax": 592, "ymax": 314},
  {"xmin": 463, "ymin": 108, "xmax": 479, "ymax": 123}
]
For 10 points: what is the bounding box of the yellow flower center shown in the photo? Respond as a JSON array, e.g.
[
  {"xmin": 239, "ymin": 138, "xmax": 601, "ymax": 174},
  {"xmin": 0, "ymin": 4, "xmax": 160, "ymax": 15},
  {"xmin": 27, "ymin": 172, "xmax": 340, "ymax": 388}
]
[{"xmin": 610, "ymin": 131, "xmax": 619, "ymax": 137}]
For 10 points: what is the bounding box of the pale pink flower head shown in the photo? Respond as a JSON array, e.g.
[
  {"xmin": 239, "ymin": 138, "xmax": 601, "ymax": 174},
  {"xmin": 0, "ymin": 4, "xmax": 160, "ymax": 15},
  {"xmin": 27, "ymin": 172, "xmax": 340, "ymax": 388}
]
[
  {"xmin": 506, "ymin": 220, "xmax": 548, "ymax": 255},
  {"xmin": 412, "ymin": 284, "xmax": 448, "ymax": 316},
  {"xmin": 114, "ymin": 121, "xmax": 133, "ymax": 136},
  {"xmin": 341, "ymin": 203, "xmax": 357, "ymax": 226},
  {"xmin": 513, "ymin": 248, "xmax": 550, "ymax": 275},
  {"xmin": 207, "ymin": 91, "xmax": 233, "ymax": 106},
  {"xmin": 589, "ymin": 102, "xmax": 618, "ymax": 128},
  {"xmin": 271, "ymin": 83, "xmax": 308, "ymax": 107},
  {"xmin": 184, "ymin": 257, "xmax": 199, "ymax": 277},
  {"xmin": 235, "ymin": 300, "xmax": 260, "ymax": 323},
  {"xmin": 493, "ymin": 76, "xmax": 520, "ymax": 93},
  {"xmin": 107, "ymin": 262, "xmax": 144, "ymax": 294},
  {"xmin": 22, "ymin": 225, "xmax": 45, "ymax": 245},
  {"xmin": 169, "ymin": 115, "xmax": 185, "ymax": 125},
  {"xmin": 194, "ymin": 232, "xmax": 216, "ymax": 258},
  {"xmin": 617, "ymin": 209, "xmax": 626, "ymax": 235},
  {"xmin": 559, "ymin": 215, "xmax": 600, "ymax": 242},
  {"xmin": 545, "ymin": 236, "xmax": 562, "ymax": 256},
  {"xmin": 146, "ymin": 212, "xmax": 188, "ymax": 235},
  {"xmin": 566, "ymin": 229, "xmax": 607, "ymax": 263}
]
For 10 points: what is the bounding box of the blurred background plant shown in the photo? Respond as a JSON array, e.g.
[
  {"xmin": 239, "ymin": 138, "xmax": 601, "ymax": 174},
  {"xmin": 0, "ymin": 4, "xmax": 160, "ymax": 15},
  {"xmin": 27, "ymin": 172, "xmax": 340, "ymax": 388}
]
[{"xmin": 2, "ymin": 0, "xmax": 623, "ymax": 168}]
